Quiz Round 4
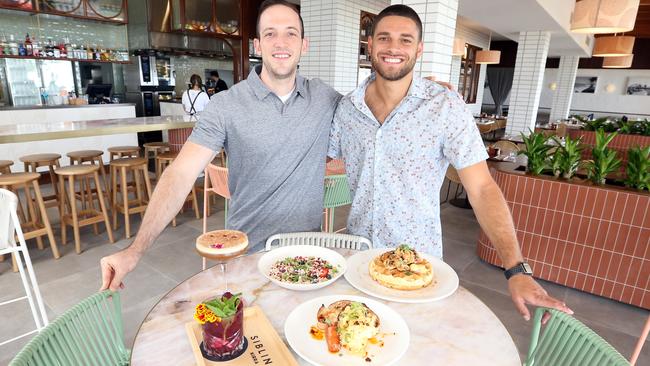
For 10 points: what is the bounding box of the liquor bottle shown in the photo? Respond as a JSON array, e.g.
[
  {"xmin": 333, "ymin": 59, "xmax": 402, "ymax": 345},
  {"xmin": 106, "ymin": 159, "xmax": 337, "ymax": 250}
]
[
  {"xmin": 32, "ymin": 37, "xmax": 40, "ymax": 57},
  {"xmin": 52, "ymin": 39, "xmax": 61, "ymax": 58},
  {"xmin": 9, "ymin": 35, "xmax": 19, "ymax": 56},
  {"xmin": 0, "ymin": 34, "xmax": 6, "ymax": 56},
  {"xmin": 64, "ymin": 37, "xmax": 72, "ymax": 58},
  {"xmin": 58, "ymin": 40, "xmax": 66, "ymax": 58},
  {"xmin": 24, "ymin": 33, "xmax": 33, "ymax": 56},
  {"xmin": 45, "ymin": 38, "xmax": 54, "ymax": 58},
  {"xmin": 86, "ymin": 44, "xmax": 93, "ymax": 60}
]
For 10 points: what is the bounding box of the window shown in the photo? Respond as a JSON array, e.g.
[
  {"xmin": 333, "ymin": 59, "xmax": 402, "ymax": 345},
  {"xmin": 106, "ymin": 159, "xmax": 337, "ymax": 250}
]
[{"xmin": 458, "ymin": 43, "xmax": 481, "ymax": 104}]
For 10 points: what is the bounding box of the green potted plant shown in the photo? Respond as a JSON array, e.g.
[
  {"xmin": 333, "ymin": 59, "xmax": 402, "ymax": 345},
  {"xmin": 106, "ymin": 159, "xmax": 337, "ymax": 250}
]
[
  {"xmin": 584, "ymin": 129, "xmax": 622, "ymax": 185},
  {"xmin": 624, "ymin": 146, "xmax": 650, "ymax": 191},
  {"xmin": 518, "ymin": 130, "xmax": 552, "ymax": 175},
  {"xmin": 550, "ymin": 135, "xmax": 584, "ymax": 179}
]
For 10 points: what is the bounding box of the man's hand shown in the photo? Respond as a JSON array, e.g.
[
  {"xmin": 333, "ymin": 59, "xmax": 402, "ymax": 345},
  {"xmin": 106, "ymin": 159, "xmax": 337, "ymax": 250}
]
[
  {"xmin": 508, "ymin": 275, "xmax": 573, "ymax": 322},
  {"xmin": 100, "ymin": 248, "xmax": 142, "ymax": 292},
  {"xmin": 424, "ymin": 75, "xmax": 454, "ymax": 91}
]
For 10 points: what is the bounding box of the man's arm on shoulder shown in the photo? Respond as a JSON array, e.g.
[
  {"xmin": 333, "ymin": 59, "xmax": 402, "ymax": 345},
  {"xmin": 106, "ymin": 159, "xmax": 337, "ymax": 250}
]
[{"xmin": 457, "ymin": 162, "xmax": 573, "ymax": 320}]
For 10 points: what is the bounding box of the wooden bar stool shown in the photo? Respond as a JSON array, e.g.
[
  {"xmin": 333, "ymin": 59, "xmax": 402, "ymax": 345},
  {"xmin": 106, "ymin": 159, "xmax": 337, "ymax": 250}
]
[
  {"xmin": 110, "ymin": 157, "xmax": 152, "ymax": 239},
  {"xmin": 108, "ymin": 146, "xmax": 140, "ymax": 161},
  {"xmin": 67, "ymin": 150, "xmax": 110, "ymax": 204},
  {"xmin": 56, "ymin": 165, "xmax": 114, "ymax": 254},
  {"xmin": 156, "ymin": 152, "xmax": 200, "ymax": 227},
  {"xmin": 143, "ymin": 142, "xmax": 170, "ymax": 181},
  {"xmin": 0, "ymin": 160, "xmax": 14, "ymax": 174},
  {"xmin": 19, "ymin": 153, "xmax": 62, "ymax": 209},
  {"xmin": 0, "ymin": 173, "xmax": 59, "ymax": 263}
]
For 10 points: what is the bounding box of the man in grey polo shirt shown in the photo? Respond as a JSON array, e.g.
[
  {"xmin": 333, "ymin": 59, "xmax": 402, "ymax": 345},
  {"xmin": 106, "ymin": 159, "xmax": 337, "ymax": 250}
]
[{"xmin": 99, "ymin": 0, "xmax": 340, "ymax": 291}]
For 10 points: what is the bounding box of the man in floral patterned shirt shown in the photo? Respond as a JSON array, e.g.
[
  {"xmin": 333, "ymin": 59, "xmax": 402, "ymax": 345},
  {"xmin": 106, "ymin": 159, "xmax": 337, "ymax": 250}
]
[{"xmin": 328, "ymin": 4, "xmax": 573, "ymax": 321}]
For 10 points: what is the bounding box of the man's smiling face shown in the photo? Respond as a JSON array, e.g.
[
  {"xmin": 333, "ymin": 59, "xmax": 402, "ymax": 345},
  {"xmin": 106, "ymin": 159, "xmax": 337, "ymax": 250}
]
[{"xmin": 369, "ymin": 15, "xmax": 423, "ymax": 81}]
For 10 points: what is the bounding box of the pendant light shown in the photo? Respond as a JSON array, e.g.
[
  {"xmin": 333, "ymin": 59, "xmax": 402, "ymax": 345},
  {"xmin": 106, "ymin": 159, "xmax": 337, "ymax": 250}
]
[
  {"xmin": 571, "ymin": 0, "xmax": 640, "ymax": 34},
  {"xmin": 475, "ymin": 50, "xmax": 501, "ymax": 64},
  {"xmin": 452, "ymin": 38, "xmax": 466, "ymax": 56},
  {"xmin": 602, "ymin": 54, "xmax": 634, "ymax": 68},
  {"xmin": 592, "ymin": 35, "xmax": 635, "ymax": 56}
]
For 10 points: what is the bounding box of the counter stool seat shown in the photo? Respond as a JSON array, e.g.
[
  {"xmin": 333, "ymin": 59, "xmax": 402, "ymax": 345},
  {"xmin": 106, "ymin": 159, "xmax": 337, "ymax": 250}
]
[
  {"xmin": 19, "ymin": 153, "xmax": 63, "ymax": 215},
  {"xmin": 108, "ymin": 146, "xmax": 140, "ymax": 161},
  {"xmin": 55, "ymin": 164, "xmax": 114, "ymax": 254},
  {"xmin": 0, "ymin": 160, "xmax": 14, "ymax": 174},
  {"xmin": 0, "ymin": 172, "xmax": 59, "ymax": 265},
  {"xmin": 67, "ymin": 150, "xmax": 110, "ymax": 204},
  {"xmin": 110, "ymin": 158, "xmax": 152, "ymax": 239},
  {"xmin": 143, "ymin": 142, "xmax": 170, "ymax": 182},
  {"xmin": 155, "ymin": 152, "xmax": 199, "ymax": 227},
  {"xmin": 67, "ymin": 150, "xmax": 104, "ymax": 161}
]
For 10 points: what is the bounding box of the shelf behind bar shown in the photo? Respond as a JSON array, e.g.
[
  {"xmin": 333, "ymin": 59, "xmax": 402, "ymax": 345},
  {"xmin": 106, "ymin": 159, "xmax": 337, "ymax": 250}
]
[{"xmin": 0, "ymin": 54, "xmax": 130, "ymax": 64}]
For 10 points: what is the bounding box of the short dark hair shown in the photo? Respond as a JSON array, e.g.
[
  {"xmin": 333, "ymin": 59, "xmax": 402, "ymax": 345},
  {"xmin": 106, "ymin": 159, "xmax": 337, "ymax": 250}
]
[
  {"xmin": 210, "ymin": 70, "xmax": 220, "ymax": 78},
  {"xmin": 372, "ymin": 4, "xmax": 423, "ymax": 41},
  {"xmin": 256, "ymin": 0, "xmax": 304, "ymax": 38}
]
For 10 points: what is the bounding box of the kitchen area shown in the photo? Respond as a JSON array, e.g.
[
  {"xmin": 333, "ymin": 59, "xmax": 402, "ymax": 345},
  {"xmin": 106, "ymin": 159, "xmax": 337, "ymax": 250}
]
[{"xmin": 0, "ymin": 0, "xmax": 249, "ymax": 166}]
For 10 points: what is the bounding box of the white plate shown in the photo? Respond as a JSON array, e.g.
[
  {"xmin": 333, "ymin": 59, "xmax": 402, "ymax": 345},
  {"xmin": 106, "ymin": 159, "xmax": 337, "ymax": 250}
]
[
  {"xmin": 344, "ymin": 248, "xmax": 459, "ymax": 303},
  {"xmin": 284, "ymin": 294, "xmax": 409, "ymax": 366},
  {"xmin": 257, "ymin": 245, "xmax": 347, "ymax": 291}
]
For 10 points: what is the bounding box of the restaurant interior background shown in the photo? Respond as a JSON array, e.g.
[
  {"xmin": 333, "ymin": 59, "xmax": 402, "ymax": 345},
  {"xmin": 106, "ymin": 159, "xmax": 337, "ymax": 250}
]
[{"xmin": 0, "ymin": 0, "xmax": 649, "ymax": 365}]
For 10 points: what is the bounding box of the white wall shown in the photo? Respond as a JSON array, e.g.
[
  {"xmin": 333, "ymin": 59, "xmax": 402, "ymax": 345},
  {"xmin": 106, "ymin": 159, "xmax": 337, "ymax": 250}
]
[
  {"xmin": 454, "ymin": 21, "xmax": 490, "ymax": 115},
  {"xmin": 484, "ymin": 68, "xmax": 650, "ymax": 118}
]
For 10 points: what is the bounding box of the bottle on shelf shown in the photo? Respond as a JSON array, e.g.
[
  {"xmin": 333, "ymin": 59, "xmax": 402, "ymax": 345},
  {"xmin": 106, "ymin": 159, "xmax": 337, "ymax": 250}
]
[
  {"xmin": 86, "ymin": 44, "xmax": 93, "ymax": 60},
  {"xmin": 45, "ymin": 38, "xmax": 54, "ymax": 58},
  {"xmin": 32, "ymin": 37, "xmax": 40, "ymax": 57},
  {"xmin": 64, "ymin": 37, "xmax": 72, "ymax": 58},
  {"xmin": 9, "ymin": 35, "xmax": 19, "ymax": 56},
  {"xmin": 58, "ymin": 39, "xmax": 66, "ymax": 58},
  {"xmin": 0, "ymin": 34, "xmax": 7, "ymax": 56},
  {"xmin": 24, "ymin": 33, "xmax": 33, "ymax": 56}
]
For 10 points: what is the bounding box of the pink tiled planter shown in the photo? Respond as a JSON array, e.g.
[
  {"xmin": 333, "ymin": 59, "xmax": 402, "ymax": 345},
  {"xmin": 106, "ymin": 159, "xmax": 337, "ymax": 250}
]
[{"xmin": 477, "ymin": 168, "xmax": 650, "ymax": 309}]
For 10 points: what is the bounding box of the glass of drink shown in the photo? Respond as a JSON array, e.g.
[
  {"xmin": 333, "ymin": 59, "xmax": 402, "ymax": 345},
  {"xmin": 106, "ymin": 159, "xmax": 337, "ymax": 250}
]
[{"xmin": 196, "ymin": 292, "xmax": 245, "ymax": 361}]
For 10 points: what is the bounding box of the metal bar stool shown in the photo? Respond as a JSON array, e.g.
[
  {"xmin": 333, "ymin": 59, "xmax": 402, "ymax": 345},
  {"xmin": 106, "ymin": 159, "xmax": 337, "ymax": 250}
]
[
  {"xmin": 0, "ymin": 172, "xmax": 59, "ymax": 265},
  {"xmin": 110, "ymin": 157, "xmax": 152, "ymax": 239},
  {"xmin": 19, "ymin": 153, "xmax": 62, "ymax": 211},
  {"xmin": 56, "ymin": 165, "xmax": 114, "ymax": 254},
  {"xmin": 143, "ymin": 142, "xmax": 170, "ymax": 181},
  {"xmin": 156, "ymin": 152, "xmax": 200, "ymax": 227},
  {"xmin": 67, "ymin": 150, "xmax": 110, "ymax": 205}
]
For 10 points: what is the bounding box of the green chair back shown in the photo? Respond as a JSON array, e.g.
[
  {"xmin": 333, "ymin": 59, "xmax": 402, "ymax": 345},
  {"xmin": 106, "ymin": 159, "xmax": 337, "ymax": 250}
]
[
  {"xmin": 10, "ymin": 291, "xmax": 130, "ymax": 366},
  {"xmin": 323, "ymin": 174, "xmax": 352, "ymax": 209},
  {"xmin": 524, "ymin": 307, "xmax": 628, "ymax": 366}
]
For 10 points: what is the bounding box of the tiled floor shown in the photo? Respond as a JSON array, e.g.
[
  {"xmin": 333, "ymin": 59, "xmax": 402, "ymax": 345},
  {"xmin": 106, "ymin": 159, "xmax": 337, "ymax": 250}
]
[{"xmin": 0, "ymin": 196, "xmax": 648, "ymax": 365}]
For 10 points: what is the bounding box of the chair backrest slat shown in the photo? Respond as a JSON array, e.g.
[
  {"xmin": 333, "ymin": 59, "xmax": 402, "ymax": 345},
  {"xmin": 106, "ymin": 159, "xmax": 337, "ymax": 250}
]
[
  {"xmin": 524, "ymin": 307, "xmax": 628, "ymax": 366},
  {"xmin": 205, "ymin": 164, "xmax": 230, "ymax": 199},
  {"xmin": 266, "ymin": 232, "xmax": 372, "ymax": 251},
  {"xmin": 10, "ymin": 291, "xmax": 128, "ymax": 366}
]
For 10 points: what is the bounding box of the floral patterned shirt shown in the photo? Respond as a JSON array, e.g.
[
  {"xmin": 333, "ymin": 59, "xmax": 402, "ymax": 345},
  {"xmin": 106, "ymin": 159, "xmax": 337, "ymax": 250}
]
[{"xmin": 328, "ymin": 75, "xmax": 488, "ymax": 258}]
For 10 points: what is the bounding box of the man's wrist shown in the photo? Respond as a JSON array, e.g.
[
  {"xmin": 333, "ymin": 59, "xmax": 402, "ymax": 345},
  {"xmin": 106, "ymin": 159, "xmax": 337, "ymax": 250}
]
[{"xmin": 504, "ymin": 262, "xmax": 533, "ymax": 280}]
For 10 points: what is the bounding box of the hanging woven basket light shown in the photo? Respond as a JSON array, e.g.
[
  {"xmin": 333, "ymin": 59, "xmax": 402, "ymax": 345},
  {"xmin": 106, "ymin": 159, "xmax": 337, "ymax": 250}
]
[
  {"xmin": 475, "ymin": 50, "xmax": 501, "ymax": 64},
  {"xmin": 571, "ymin": 0, "xmax": 640, "ymax": 34},
  {"xmin": 592, "ymin": 35, "xmax": 635, "ymax": 56},
  {"xmin": 602, "ymin": 54, "xmax": 634, "ymax": 68}
]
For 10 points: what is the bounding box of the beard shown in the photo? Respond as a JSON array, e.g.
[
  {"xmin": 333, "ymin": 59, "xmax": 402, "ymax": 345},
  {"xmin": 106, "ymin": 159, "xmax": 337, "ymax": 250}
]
[{"xmin": 371, "ymin": 54, "xmax": 417, "ymax": 81}]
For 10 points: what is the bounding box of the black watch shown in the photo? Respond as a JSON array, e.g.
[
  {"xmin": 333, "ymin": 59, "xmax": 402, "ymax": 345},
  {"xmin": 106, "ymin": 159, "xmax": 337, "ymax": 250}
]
[{"xmin": 504, "ymin": 262, "xmax": 533, "ymax": 280}]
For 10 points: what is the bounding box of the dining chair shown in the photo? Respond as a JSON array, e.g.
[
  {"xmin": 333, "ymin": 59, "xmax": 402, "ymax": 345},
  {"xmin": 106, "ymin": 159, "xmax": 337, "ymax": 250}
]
[
  {"xmin": 322, "ymin": 174, "xmax": 352, "ymax": 233},
  {"xmin": 9, "ymin": 291, "xmax": 130, "ymax": 366},
  {"xmin": 493, "ymin": 140, "xmax": 520, "ymax": 156},
  {"xmin": 524, "ymin": 307, "xmax": 628, "ymax": 366},
  {"xmin": 442, "ymin": 165, "xmax": 464, "ymax": 204},
  {"xmin": 265, "ymin": 232, "xmax": 372, "ymax": 251},
  {"xmin": 0, "ymin": 189, "xmax": 49, "ymax": 348},
  {"xmin": 201, "ymin": 164, "xmax": 230, "ymax": 270},
  {"xmin": 630, "ymin": 313, "xmax": 650, "ymax": 365}
]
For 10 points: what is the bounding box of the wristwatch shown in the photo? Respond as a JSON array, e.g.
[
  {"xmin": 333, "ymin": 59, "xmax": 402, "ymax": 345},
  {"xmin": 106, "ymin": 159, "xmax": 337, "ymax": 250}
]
[{"xmin": 504, "ymin": 262, "xmax": 533, "ymax": 280}]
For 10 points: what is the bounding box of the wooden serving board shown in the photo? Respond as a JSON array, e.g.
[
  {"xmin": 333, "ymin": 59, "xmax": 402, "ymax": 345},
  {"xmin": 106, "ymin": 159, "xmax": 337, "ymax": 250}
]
[{"xmin": 185, "ymin": 306, "xmax": 299, "ymax": 366}]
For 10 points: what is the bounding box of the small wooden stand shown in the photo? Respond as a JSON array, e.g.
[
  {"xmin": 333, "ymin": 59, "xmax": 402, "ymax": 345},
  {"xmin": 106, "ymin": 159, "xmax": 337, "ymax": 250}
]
[{"xmin": 186, "ymin": 306, "xmax": 299, "ymax": 366}]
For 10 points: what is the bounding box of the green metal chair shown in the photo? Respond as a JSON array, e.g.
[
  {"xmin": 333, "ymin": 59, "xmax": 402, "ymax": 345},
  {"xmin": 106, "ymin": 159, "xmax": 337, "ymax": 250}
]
[
  {"xmin": 322, "ymin": 174, "xmax": 352, "ymax": 232},
  {"xmin": 524, "ymin": 307, "xmax": 628, "ymax": 366},
  {"xmin": 10, "ymin": 290, "xmax": 130, "ymax": 366}
]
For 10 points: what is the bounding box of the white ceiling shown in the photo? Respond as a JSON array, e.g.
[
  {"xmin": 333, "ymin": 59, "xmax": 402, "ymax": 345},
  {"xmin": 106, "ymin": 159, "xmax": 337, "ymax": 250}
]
[{"xmin": 458, "ymin": 0, "xmax": 593, "ymax": 57}]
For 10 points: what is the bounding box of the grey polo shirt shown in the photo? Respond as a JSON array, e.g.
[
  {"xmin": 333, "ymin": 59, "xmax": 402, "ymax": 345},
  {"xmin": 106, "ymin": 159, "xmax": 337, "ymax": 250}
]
[{"xmin": 188, "ymin": 65, "xmax": 342, "ymax": 250}]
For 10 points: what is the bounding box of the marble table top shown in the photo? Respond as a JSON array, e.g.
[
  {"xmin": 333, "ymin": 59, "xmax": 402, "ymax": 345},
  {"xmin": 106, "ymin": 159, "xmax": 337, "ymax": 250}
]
[
  {"xmin": 130, "ymin": 249, "xmax": 521, "ymax": 366},
  {"xmin": 0, "ymin": 115, "xmax": 197, "ymax": 143}
]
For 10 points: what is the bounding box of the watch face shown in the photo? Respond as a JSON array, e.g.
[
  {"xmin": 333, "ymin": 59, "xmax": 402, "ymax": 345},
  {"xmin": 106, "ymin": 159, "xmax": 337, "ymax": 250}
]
[{"xmin": 522, "ymin": 263, "xmax": 533, "ymax": 274}]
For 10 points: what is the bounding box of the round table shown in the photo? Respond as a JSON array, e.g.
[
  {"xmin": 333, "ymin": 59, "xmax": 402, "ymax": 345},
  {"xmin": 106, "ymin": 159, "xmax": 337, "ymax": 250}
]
[{"xmin": 130, "ymin": 249, "xmax": 521, "ymax": 365}]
